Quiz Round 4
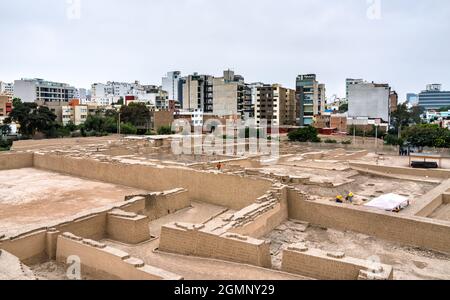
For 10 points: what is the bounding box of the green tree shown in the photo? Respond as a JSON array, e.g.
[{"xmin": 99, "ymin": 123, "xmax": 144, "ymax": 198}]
[
  {"xmin": 119, "ymin": 103, "xmax": 150, "ymax": 127},
  {"xmin": 288, "ymin": 126, "xmax": 321, "ymax": 143},
  {"xmin": 5, "ymin": 99, "xmax": 57, "ymax": 137},
  {"xmin": 0, "ymin": 124, "xmax": 11, "ymax": 137},
  {"xmin": 403, "ymin": 124, "xmax": 450, "ymax": 150},
  {"xmin": 339, "ymin": 103, "xmax": 348, "ymax": 113},
  {"xmin": 120, "ymin": 123, "xmax": 137, "ymax": 135},
  {"xmin": 157, "ymin": 125, "xmax": 174, "ymax": 135}
]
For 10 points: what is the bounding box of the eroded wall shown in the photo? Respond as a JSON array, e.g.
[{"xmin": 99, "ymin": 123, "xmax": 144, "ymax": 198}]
[
  {"xmin": 159, "ymin": 223, "xmax": 272, "ymax": 268},
  {"xmin": 56, "ymin": 233, "xmax": 182, "ymax": 280},
  {"xmin": 33, "ymin": 153, "xmax": 273, "ymax": 210},
  {"xmin": 0, "ymin": 152, "xmax": 33, "ymax": 170},
  {"xmin": 287, "ymin": 188, "xmax": 450, "ymax": 254}
]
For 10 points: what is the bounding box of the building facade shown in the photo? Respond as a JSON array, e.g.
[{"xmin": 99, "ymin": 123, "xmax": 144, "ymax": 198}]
[
  {"xmin": 347, "ymin": 81, "xmax": 391, "ymax": 123},
  {"xmin": 418, "ymin": 84, "xmax": 450, "ymax": 110},
  {"xmin": 182, "ymin": 73, "xmax": 213, "ymax": 112},
  {"xmin": 162, "ymin": 71, "xmax": 183, "ymax": 104},
  {"xmin": 296, "ymin": 74, "xmax": 326, "ymax": 126},
  {"xmin": 14, "ymin": 79, "xmax": 76, "ymax": 104},
  {"xmin": 0, "ymin": 82, "xmax": 14, "ymax": 96},
  {"xmin": 255, "ymin": 84, "xmax": 296, "ymax": 126},
  {"xmin": 0, "ymin": 96, "xmax": 13, "ymax": 117},
  {"xmin": 212, "ymin": 70, "xmax": 248, "ymax": 117}
]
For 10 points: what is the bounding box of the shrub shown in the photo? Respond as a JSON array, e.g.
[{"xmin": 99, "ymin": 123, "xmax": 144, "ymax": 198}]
[
  {"xmin": 341, "ymin": 140, "xmax": 352, "ymax": 145},
  {"xmin": 288, "ymin": 126, "xmax": 321, "ymax": 143},
  {"xmin": 120, "ymin": 123, "xmax": 138, "ymax": 135},
  {"xmin": 324, "ymin": 139, "xmax": 338, "ymax": 144},
  {"xmin": 157, "ymin": 126, "xmax": 174, "ymax": 135}
]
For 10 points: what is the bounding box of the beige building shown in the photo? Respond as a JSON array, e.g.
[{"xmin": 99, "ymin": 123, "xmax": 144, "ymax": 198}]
[
  {"xmin": 182, "ymin": 74, "xmax": 213, "ymax": 112},
  {"xmin": 212, "ymin": 70, "xmax": 249, "ymax": 118},
  {"xmin": 255, "ymin": 84, "xmax": 296, "ymax": 126}
]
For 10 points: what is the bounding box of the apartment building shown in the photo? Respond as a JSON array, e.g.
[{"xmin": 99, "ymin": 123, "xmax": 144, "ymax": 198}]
[
  {"xmin": 296, "ymin": 74, "xmax": 326, "ymax": 126},
  {"xmin": 14, "ymin": 78, "xmax": 76, "ymax": 104},
  {"xmin": 255, "ymin": 84, "xmax": 296, "ymax": 126},
  {"xmin": 162, "ymin": 71, "xmax": 183, "ymax": 104},
  {"xmin": 213, "ymin": 70, "xmax": 250, "ymax": 118},
  {"xmin": 0, "ymin": 96, "xmax": 13, "ymax": 117},
  {"xmin": 348, "ymin": 80, "xmax": 391, "ymax": 123},
  {"xmin": 0, "ymin": 82, "xmax": 14, "ymax": 96},
  {"xmin": 181, "ymin": 73, "xmax": 214, "ymax": 112}
]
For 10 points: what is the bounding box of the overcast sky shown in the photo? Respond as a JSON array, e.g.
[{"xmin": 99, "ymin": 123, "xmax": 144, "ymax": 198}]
[{"xmin": 1, "ymin": 0, "xmax": 450, "ymax": 100}]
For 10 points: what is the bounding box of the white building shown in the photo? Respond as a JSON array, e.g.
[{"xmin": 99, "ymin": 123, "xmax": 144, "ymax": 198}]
[
  {"xmin": 348, "ymin": 81, "xmax": 391, "ymax": 123},
  {"xmin": 14, "ymin": 78, "xmax": 76, "ymax": 103},
  {"xmin": 0, "ymin": 82, "xmax": 14, "ymax": 96},
  {"xmin": 162, "ymin": 71, "xmax": 183, "ymax": 102}
]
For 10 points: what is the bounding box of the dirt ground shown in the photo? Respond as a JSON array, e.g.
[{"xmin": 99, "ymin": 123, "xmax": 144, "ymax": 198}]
[
  {"xmin": 0, "ymin": 168, "xmax": 147, "ymax": 236},
  {"xmin": 266, "ymin": 220, "xmax": 450, "ymax": 280}
]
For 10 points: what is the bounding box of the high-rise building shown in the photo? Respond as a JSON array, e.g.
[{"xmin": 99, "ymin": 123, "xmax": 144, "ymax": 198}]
[
  {"xmin": 255, "ymin": 84, "xmax": 296, "ymax": 126},
  {"xmin": 181, "ymin": 73, "xmax": 213, "ymax": 112},
  {"xmin": 212, "ymin": 70, "xmax": 249, "ymax": 117},
  {"xmin": 13, "ymin": 78, "xmax": 76, "ymax": 104},
  {"xmin": 418, "ymin": 84, "xmax": 450, "ymax": 110},
  {"xmin": 162, "ymin": 71, "xmax": 183, "ymax": 104},
  {"xmin": 296, "ymin": 74, "xmax": 326, "ymax": 126},
  {"xmin": 0, "ymin": 82, "xmax": 14, "ymax": 96},
  {"xmin": 346, "ymin": 79, "xmax": 364, "ymax": 99},
  {"xmin": 348, "ymin": 80, "xmax": 391, "ymax": 122},
  {"xmin": 390, "ymin": 91, "xmax": 398, "ymax": 113}
]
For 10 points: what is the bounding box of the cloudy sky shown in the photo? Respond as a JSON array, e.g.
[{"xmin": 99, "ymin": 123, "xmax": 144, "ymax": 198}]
[{"xmin": 1, "ymin": 0, "xmax": 449, "ymax": 100}]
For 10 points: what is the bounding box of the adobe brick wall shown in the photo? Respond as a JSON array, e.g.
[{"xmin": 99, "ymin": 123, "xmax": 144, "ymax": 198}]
[
  {"xmin": 139, "ymin": 189, "xmax": 190, "ymax": 221},
  {"xmin": 33, "ymin": 153, "xmax": 273, "ymax": 210},
  {"xmin": 0, "ymin": 152, "xmax": 33, "ymax": 170},
  {"xmin": 287, "ymin": 188, "xmax": 450, "ymax": 254},
  {"xmin": 228, "ymin": 187, "xmax": 289, "ymax": 239},
  {"xmin": 106, "ymin": 210, "xmax": 150, "ymax": 244},
  {"xmin": 281, "ymin": 245, "xmax": 393, "ymax": 280},
  {"xmin": 0, "ymin": 230, "xmax": 47, "ymax": 264},
  {"xmin": 350, "ymin": 162, "xmax": 450, "ymax": 179},
  {"xmin": 56, "ymin": 233, "xmax": 183, "ymax": 280},
  {"xmin": 159, "ymin": 223, "xmax": 271, "ymax": 268}
]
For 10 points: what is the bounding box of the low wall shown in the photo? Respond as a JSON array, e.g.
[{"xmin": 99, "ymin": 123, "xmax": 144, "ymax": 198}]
[
  {"xmin": 0, "ymin": 152, "xmax": 34, "ymax": 170},
  {"xmin": 106, "ymin": 210, "xmax": 150, "ymax": 244},
  {"xmin": 228, "ymin": 187, "xmax": 288, "ymax": 239},
  {"xmin": 56, "ymin": 233, "xmax": 182, "ymax": 280},
  {"xmin": 410, "ymin": 180, "xmax": 450, "ymax": 217},
  {"xmin": 159, "ymin": 223, "xmax": 271, "ymax": 268},
  {"xmin": 281, "ymin": 244, "xmax": 393, "ymax": 280},
  {"xmin": 34, "ymin": 153, "xmax": 273, "ymax": 210},
  {"xmin": 350, "ymin": 162, "xmax": 450, "ymax": 179},
  {"xmin": 133, "ymin": 189, "xmax": 190, "ymax": 221},
  {"xmin": 0, "ymin": 230, "xmax": 47, "ymax": 264},
  {"xmin": 288, "ymin": 188, "xmax": 450, "ymax": 254}
]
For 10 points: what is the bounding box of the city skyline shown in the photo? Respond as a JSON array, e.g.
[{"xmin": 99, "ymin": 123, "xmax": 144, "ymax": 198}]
[{"xmin": 1, "ymin": 0, "xmax": 450, "ymax": 99}]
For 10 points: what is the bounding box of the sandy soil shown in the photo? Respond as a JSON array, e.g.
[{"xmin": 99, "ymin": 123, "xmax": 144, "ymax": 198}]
[{"xmin": 0, "ymin": 168, "xmax": 147, "ymax": 236}]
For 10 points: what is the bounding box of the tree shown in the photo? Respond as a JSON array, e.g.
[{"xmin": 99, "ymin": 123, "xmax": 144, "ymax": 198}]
[
  {"xmin": 339, "ymin": 103, "xmax": 348, "ymax": 113},
  {"xmin": 390, "ymin": 104, "xmax": 425, "ymax": 137},
  {"xmin": 288, "ymin": 126, "xmax": 321, "ymax": 143},
  {"xmin": 119, "ymin": 103, "xmax": 150, "ymax": 128},
  {"xmin": 5, "ymin": 99, "xmax": 57, "ymax": 137},
  {"xmin": 403, "ymin": 124, "xmax": 450, "ymax": 150},
  {"xmin": 120, "ymin": 123, "xmax": 137, "ymax": 135},
  {"xmin": 0, "ymin": 124, "xmax": 11, "ymax": 137}
]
